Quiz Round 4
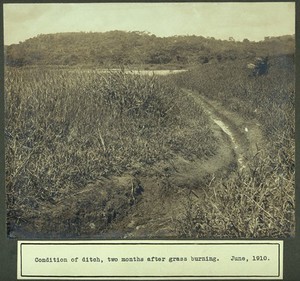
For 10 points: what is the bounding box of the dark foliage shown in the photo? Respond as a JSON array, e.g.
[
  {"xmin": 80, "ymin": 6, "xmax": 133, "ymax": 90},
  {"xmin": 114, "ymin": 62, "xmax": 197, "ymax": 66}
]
[{"xmin": 5, "ymin": 31, "xmax": 294, "ymax": 67}]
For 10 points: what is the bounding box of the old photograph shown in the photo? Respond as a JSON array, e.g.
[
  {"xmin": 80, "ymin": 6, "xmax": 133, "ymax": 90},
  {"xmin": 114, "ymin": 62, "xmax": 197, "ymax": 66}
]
[{"xmin": 4, "ymin": 2, "xmax": 295, "ymax": 239}]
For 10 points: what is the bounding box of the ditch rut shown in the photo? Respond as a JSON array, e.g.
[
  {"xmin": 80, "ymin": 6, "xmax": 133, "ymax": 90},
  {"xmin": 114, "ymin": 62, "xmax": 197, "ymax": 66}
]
[{"xmin": 103, "ymin": 89, "xmax": 264, "ymax": 239}]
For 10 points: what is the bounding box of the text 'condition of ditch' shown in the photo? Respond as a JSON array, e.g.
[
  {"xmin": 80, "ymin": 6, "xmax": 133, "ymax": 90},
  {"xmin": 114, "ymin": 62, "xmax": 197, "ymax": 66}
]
[{"xmin": 18, "ymin": 241, "xmax": 283, "ymax": 280}]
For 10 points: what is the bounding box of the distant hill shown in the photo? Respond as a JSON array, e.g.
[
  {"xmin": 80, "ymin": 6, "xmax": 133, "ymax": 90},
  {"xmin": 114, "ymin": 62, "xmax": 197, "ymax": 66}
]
[{"xmin": 4, "ymin": 31, "xmax": 295, "ymax": 67}]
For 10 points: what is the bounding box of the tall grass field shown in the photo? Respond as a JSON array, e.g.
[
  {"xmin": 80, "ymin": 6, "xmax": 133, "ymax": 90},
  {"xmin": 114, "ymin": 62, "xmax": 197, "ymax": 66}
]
[
  {"xmin": 5, "ymin": 67, "xmax": 217, "ymax": 236},
  {"xmin": 5, "ymin": 51, "xmax": 295, "ymax": 238}
]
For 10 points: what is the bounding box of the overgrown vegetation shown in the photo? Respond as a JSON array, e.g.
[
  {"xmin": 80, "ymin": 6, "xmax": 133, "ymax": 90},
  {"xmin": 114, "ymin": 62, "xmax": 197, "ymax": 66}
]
[
  {"xmin": 5, "ymin": 67, "xmax": 217, "ymax": 236},
  {"xmin": 172, "ymin": 55, "xmax": 295, "ymax": 238}
]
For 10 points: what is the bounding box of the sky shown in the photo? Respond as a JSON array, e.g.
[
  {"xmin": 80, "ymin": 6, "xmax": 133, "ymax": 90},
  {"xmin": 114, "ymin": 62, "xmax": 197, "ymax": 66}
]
[{"xmin": 3, "ymin": 2, "xmax": 295, "ymax": 45}]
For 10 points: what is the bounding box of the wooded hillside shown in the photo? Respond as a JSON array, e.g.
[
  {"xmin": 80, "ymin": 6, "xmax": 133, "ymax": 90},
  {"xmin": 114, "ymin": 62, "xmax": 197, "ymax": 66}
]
[{"xmin": 5, "ymin": 31, "xmax": 295, "ymax": 67}]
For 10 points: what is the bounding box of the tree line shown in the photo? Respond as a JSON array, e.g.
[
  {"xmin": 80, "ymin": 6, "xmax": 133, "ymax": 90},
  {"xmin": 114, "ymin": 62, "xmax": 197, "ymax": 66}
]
[{"xmin": 5, "ymin": 31, "xmax": 295, "ymax": 67}]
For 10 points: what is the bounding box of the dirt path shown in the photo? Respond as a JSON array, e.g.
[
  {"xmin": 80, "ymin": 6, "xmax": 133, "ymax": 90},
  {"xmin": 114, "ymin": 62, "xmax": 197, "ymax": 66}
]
[
  {"xmin": 103, "ymin": 89, "xmax": 264, "ymax": 239},
  {"xmin": 185, "ymin": 89, "xmax": 264, "ymax": 171}
]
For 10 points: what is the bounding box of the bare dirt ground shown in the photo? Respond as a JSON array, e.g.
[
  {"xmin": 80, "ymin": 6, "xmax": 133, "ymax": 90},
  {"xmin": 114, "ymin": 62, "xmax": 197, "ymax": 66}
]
[{"xmin": 102, "ymin": 89, "xmax": 265, "ymax": 239}]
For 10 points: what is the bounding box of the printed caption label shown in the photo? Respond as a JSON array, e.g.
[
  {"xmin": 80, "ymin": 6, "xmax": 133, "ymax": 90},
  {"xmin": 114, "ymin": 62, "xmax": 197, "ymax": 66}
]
[{"xmin": 18, "ymin": 240, "xmax": 283, "ymax": 280}]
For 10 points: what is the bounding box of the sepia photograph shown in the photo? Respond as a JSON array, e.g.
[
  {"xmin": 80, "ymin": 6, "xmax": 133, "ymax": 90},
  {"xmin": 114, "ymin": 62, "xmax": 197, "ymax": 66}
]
[{"xmin": 4, "ymin": 2, "xmax": 295, "ymax": 240}]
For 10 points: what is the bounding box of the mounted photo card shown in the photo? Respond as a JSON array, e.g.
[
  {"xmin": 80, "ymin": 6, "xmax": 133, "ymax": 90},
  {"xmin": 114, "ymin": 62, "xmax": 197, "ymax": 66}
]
[{"xmin": 1, "ymin": 1, "xmax": 298, "ymax": 280}]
